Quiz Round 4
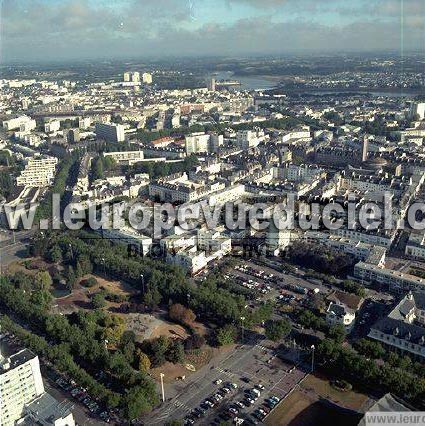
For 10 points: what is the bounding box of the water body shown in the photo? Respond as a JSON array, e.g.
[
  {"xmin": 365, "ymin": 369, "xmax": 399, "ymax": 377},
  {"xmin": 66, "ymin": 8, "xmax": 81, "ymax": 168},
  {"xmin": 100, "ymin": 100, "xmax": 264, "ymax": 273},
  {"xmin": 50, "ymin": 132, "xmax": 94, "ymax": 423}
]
[
  {"xmin": 299, "ymin": 89, "xmax": 422, "ymax": 98},
  {"xmin": 212, "ymin": 71, "xmax": 424, "ymax": 97},
  {"xmin": 213, "ymin": 71, "xmax": 275, "ymax": 91}
]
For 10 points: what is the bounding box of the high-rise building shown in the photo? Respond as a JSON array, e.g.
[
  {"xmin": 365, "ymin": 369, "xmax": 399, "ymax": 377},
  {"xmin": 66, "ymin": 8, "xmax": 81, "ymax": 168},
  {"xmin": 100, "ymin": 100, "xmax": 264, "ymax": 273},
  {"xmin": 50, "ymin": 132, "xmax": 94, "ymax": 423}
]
[
  {"xmin": 0, "ymin": 349, "xmax": 45, "ymax": 425},
  {"xmin": 209, "ymin": 134, "xmax": 223, "ymax": 152},
  {"xmin": 132, "ymin": 72, "xmax": 140, "ymax": 83},
  {"xmin": 0, "ymin": 348, "xmax": 75, "ymax": 426},
  {"xmin": 207, "ymin": 78, "xmax": 216, "ymax": 92},
  {"xmin": 410, "ymin": 102, "xmax": 425, "ymax": 121},
  {"xmin": 142, "ymin": 73, "xmax": 153, "ymax": 84},
  {"xmin": 95, "ymin": 122, "xmax": 125, "ymax": 143},
  {"xmin": 185, "ymin": 132, "xmax": 211, "ymax": 155},
  {"xmin": 65, "ymin": 128, "xmax": 80, "ymax": 144},
  {"xmin": 237, "ymin": 130, "xmax": 260, "ymax": 150},
  {"xmin": 362, "ymin": 135, "xmax": 369, "ymax": 162},
  {"xmin": 124, "ymin": 71, "xmax": 141, "ymax": 83}
]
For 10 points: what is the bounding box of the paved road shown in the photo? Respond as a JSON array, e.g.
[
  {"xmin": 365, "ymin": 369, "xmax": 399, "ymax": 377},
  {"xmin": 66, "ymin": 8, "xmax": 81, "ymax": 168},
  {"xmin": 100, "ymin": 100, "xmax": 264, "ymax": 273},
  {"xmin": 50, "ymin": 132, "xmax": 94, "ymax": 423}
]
[{"xmin": 0, "ymin": 230, "xmax": 33, "ymax": 268}]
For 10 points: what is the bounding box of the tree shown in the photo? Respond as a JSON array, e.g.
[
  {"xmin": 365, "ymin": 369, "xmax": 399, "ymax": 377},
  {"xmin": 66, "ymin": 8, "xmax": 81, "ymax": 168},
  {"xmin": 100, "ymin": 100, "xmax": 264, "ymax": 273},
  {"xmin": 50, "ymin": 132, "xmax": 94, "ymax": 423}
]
[
  {"xmin": 48, "ymin": 245, "xmax": 63, "ymax": 263},
  {"xmin": 184, "ymin": 334, "xmax": 205, "ymax": 351},
  {"xmin": 92, "ymin": 293, "xmax": 106, "ymax": 309},
  {"xmin": 137, "ymin": 350, "xmax": 151, "ymax": 372},
  {"xmin": 75, "ymin": 262, "xmax": 83, "ymax": 279},
  {"xmin": 143, "ymin": 287, "xmax": 162, "ymax": 310},
  {"xmin": 103, "ymin": 315, "xmax": 126, "ymax": 346},
  {"xmin": 65, "ymin": 265, "xmax": 77, "ymax": 291},
  {"xmin": 169, "ymin": 303, "xmax": 196, "ymax": 325},
  {"xmin": 328, "ymin": 324, "xmax": 346, "ymax": 344},
  {"xmin": 148, "ymin": 336, "xmax": 170, "ymax": 367},
  {"xmin": 122, "ymin": 386, "xmax": 152, "ymax": 420},
  {"xmin": 30, "ymin": 290, "xmax": 53, "ymax": 310},
  {"xmin": 216, "ymin": 325, "xmax": 237, "ymax": 346},
  {"xmin": 166, "ymin": 340, "xmax": 185, "ymax": 364},
  {"xmin": 92, "ymin": 157, "xmax": 104, "ymax": 180},
  {"xmin": 77, "ymin": 254, "xmax": 93, "ymax": 275},
  {"xmin": 81, "ymin": 277, "xmax": 98, "ymax": 288},
  {"xmin": 265, "ymin": 319, "xmax": 291, "ymax": 342},
  {"xmin": 354, "ymin": 339, "xmax": 385, "ymax": 359},
  {"xmin": 34, "ymin": 271, "xmax": 53, "ymax": 291}
]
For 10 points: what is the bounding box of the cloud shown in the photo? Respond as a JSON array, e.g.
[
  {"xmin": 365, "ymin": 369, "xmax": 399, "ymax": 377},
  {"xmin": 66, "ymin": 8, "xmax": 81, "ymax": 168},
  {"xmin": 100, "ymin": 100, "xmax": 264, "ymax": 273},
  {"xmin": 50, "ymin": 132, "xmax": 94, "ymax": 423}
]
[{"xmin": 0, "ymin": 0, "xmax": 423, "ymax": 62}]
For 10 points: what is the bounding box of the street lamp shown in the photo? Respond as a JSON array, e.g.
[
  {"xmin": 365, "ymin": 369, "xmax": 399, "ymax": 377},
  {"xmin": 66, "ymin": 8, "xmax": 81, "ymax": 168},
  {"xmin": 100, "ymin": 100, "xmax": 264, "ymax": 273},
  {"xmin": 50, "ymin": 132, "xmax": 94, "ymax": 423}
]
[
  {"xmin": 160, "ymin": 373, "xmax": 165, "ymax": 402},
  {"xmin": 140, "ymin": 274, "xmax": 145, "ymax": 294},
  {"xmin": 240, "ymin": 316, "xmax": 245, "ymax": 343},
  {"xmin": 311, "ymin": 344, "xmax": 315, "ymax": 373},
  {"xmin": 101, "ymin": 257, "xmax": 106, "ymax": 276}
]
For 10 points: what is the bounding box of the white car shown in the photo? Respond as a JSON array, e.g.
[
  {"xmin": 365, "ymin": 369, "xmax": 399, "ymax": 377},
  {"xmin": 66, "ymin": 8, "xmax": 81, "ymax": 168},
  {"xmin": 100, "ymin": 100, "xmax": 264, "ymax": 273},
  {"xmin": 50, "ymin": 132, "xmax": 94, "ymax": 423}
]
[{"xmin": 214, "ymin": 379, "xmax": 223, "ymax": 385}]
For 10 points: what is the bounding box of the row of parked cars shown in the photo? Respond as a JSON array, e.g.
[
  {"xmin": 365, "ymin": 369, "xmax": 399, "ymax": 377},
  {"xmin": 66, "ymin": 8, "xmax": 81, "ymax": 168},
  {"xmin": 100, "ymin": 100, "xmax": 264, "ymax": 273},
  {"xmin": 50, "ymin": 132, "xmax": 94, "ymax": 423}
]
[
  {"xmin": 212, "ymin": 385, "xmax": 281, "ymax": 425},
  {"xmin": 55, "ymin": 377, "xmax": 111, "ymax": 423},
  {"xmin": 184, "ymin": 382, "xmax": 239, "ymax": 425},
  {"xmin": 251, "ymin": 396, "xmax": 281, "ymax": 422}
]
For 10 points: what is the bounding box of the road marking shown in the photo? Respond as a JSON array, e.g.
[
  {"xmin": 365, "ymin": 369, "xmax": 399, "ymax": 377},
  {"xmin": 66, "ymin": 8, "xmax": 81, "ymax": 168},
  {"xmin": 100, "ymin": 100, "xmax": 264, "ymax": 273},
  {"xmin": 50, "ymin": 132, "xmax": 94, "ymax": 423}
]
[
  {"xmin": 255, "ymin": 344, "xmax": 268, "ymax": 351},
  {"xmin": 215, "ymin": 366, "xmax": 235, "ymax": 378}
]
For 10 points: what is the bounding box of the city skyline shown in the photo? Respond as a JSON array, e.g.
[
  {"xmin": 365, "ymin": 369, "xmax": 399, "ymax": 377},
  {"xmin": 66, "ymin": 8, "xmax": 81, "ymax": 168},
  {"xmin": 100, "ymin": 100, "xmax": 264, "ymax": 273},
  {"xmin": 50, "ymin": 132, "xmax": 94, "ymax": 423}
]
[{"xmin": 1, "ymin": 0, "xmax": 424, "ymax": 62}]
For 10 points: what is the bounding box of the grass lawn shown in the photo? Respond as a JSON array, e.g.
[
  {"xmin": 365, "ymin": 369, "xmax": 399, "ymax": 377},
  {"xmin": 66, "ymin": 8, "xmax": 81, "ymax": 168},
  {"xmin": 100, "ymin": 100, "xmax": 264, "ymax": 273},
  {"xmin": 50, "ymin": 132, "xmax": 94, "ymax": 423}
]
[{"xmin": 301, "ymin": 373, "xmax": 369, "ymax": 411}]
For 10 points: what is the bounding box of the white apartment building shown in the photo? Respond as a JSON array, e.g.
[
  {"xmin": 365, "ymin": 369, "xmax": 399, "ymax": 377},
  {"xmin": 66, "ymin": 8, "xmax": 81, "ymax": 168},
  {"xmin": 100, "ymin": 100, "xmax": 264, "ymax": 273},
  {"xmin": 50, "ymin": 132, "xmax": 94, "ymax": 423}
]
[
  {"xmin": 197, "ymin": 229, "xmax": 232, "ymax": 254},
  {"xmin": 337, "ymin": 173, "xmax": 409, "ymax": 196},
  {"xmin": 23, "ymin": 134, "xmax": 42, "ymax": 147},
  {"xmin": 400, "ymin": 122, "xmax": 425, "ymax": 143},
  {"xmin": 281, "ymin": 126, "xmax": 311, "ymax": 143},
  {"xmin": 273, "ymin": 163, "xmax": 324, "ymax": 183},
  {"xmin": 0, "ymin": 349, "xmax": 75, "ymax": 426},
  {"xmin": 354, "ymin": 261, "xmax": 425, "ymax": 293},
  {"xmin": 0, "ymin": 349, "xmax": 45, "ymax": 426},
  {"xmin": 149, "ymin": 174, "xmax": 226, "ymax": 203},
  {"xmin": 44, "ymin": 120, "xmax": 60, "ymax": 133},
  {"xmin": 3, "ymin": 116, "xmax": 34, "ymax": 131},
  {"xmin": 409, "ymin": 102, "xmax": 425, "ymax": 120},
  {"xmin": 101, "ymin": 228, "xmax": 152, "ymax": 256},
  {"xmin": 185, "ymin": 132, "xmax": 211, "ymax": 155},
  {"xmin": 18, "ymin": 119, "xmax": 36, "ymax": 133},
  {"xmin": 95, "ymin": 122, "xmax": 125, "ymax": 143},
  {"xmin": 166, "ymin": 246, "xmax": 208, "ymax": 274},
  {"xmin": 16, "ymin": 156, "xmax": 58, "ymax": 187},
  {"xmin": 236, "ymin": 129, "xmax": 265, "ymax": 150},
  {"xmin": 103, "ymin": 150, "xmax": 144, "ymax": 165},
  {"xmin": 209, "ymin": 134, "xmax": 224, "ymax": 152},
  {"xmin": 332, "ymin": 228, "xmax": 393, "ymax": 248},
  {"xmin": 78, "ymin": 117, "xmax": 91, "ymax": 130},
  {"xmin": 142, "ymin": 73, "xmax": 153, "ymax": 84},
  {"xmin": 123, "ymin": 71, "xmax": 140, "ymax": 83}
]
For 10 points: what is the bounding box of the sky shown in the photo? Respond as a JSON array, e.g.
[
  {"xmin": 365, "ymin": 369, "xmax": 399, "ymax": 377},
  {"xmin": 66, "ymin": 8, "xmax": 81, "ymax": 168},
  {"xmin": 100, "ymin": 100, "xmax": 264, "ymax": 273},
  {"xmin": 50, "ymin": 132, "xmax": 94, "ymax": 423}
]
[{"xmin": 0, "ymin": 0, "xmax": 424, "ymax": 62}]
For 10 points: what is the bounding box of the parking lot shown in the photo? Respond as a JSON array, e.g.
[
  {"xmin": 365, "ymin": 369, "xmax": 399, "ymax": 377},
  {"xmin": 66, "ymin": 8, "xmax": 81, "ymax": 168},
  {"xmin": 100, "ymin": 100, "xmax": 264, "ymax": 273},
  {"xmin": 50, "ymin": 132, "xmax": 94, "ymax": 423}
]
[{"xmin": 150, "ymin": 336, "xmax": 307, "ymax": 425}]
